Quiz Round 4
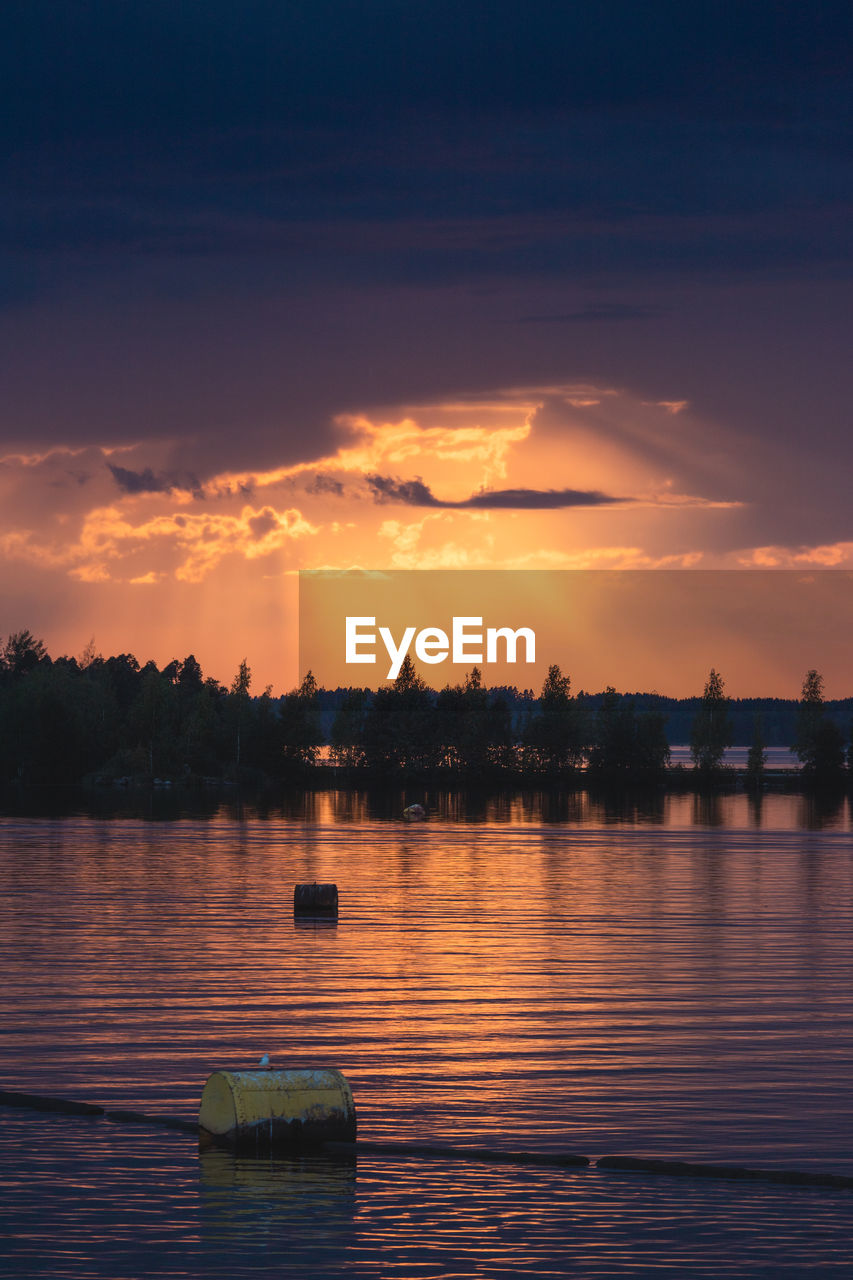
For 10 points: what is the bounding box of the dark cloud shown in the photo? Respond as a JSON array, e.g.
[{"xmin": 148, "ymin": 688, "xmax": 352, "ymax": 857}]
[
  {"xmin": 367, "ymin": 476, "xmax": 438, "ymax": 506},
  {"xmin": 518, "ymin": 304, "xmax": 665, "ymax": 324},
  {"xmin": 463, "ymin": 487, "xmax": 622, "ymax": 510},
  {"xmin": 4, "ymin": 1, "xmax": 849, "ymax": 152},
  {"xmin": 48, "ymin": 470, "xmax": 93, "ymax": 489},
  {"xmin": 3, "ymin": 2, "xmax": 851, "ymax": 287},
  {"xmin": 366, "ymin": 474, "xmax": 622, "ymax": 510},
  {"xmin": 247, "ymin": 510, "xmax": 278, "ymax": 538},
  {"xmin": 0, "ymin": 0, "xmax": 851, "ymax": 546},
  {"xmin": 307, "ymin": 474, "xmax": 344, "ymax": 497},
  {"xmin": 108, "ymin": 464, "xmax": 200, "ymax": 495}
]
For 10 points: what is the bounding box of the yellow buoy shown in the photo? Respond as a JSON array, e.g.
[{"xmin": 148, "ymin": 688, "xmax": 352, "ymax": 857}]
[{"xmin": 199, "ymin": 1068, "xmax": 356, "ymax": 1152}]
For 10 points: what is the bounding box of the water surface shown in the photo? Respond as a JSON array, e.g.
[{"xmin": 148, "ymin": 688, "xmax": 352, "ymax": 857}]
[{"xmin": 2, "ymin": 791, "xmax": 853, "ymax": 1275}]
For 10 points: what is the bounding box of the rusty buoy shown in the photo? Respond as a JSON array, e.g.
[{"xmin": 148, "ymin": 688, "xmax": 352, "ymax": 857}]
[
  {"xmin": 293, "ymin": 882, "xmax": 338, "ymax": 917},
  {"xmin": 199, "ymin": 1068, "xmax": 356, "ymax": 1152}
]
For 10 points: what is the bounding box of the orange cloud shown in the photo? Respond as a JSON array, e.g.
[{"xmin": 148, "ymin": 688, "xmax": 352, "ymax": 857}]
[
  {"xmin": 199, "ymin": 403, "xmax": 535, "ymax": 503},
  {"xmin": 0, "ymin": 379, "xmax": 814, "ymax": 695},
  {"xmin": 1, "ymin": 382, "xmax": 745, "ymax": 592},
  {"xmin": 738, "ymin": 542, "xmax": 853, "ymax": 568},
  {"xmin": 1, "ymin": 502, "xmax": 318, "ymax": 583}
]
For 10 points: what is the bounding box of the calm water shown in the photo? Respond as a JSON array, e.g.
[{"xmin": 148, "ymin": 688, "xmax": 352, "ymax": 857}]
[{"xmin": 2, "ymin": 790, "xmax": 853, "ymax": 1276}]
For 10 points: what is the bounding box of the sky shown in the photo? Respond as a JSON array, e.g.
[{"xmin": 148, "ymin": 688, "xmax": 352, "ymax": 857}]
[{"xmin": 2, "ymin": 1, "xmax": 852, "ymax": 694}]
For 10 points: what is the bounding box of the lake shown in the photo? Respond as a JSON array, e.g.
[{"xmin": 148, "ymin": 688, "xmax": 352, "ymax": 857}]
[{"xmin": 2, "ymin": 789, "xmax": 853, "ymax": 1276}]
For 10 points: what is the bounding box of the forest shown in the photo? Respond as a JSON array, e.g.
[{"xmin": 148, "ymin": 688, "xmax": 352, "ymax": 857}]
[{"xmin": 0, "ymin": 630, "xmax": 850, "ymax": 788}]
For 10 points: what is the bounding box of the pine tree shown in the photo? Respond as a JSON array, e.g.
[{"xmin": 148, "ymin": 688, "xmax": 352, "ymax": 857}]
[
  {"xmin": 524, "ymin": 664, "xmax": 588, "ymax": 775},
  {"xmin": 690, "ymin": 668, "xmax": 733, "ymax": 773},
  {"xmin": 228, "ymin": 658, "xmax": 251, "ymax": 770},
  {"xmin": 794, "ymin": 671, "xmax": 844, "ymax": 784},
  {"xmin": 793, "ymin": 669, "xmax": 825, "ymax": 772},
  {"xmin": 280, "ymin": 670, "xmax": 323, "ymax": 771}
]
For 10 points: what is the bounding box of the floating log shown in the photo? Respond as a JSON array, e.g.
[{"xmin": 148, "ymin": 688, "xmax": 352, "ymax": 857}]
[
  {"xmin": 596, "ymin": 1154, "xmax": 853, "ymax": 1189},
  {"xmin": 293, "ymin": 882, "xmax": 339, "ymax": 917},
  {"xmin": 103, "ymin": 1109, "xmax": 198, "ymax": 1133},
  {"xmin": 0, "ymin": 1088, "xmax": 103, "ymax": 1116},
  {"xmin": 199, "ymin": 1068, "xmax": 356, "ymax": 1152}
]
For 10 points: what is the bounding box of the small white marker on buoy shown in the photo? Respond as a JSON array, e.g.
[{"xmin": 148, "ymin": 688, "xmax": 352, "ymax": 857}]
[{"xmin": 258, "ymin": 1053, "xmax": 271, "ymax": 1069}]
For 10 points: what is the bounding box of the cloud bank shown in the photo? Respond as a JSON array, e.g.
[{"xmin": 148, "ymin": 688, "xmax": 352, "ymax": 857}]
[{"xmin": 365, "ymin": 475, "xmax": 624, "ymax": 509}]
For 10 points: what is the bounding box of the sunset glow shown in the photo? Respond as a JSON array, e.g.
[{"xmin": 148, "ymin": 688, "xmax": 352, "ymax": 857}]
[
  {"xmin": 2, "ymin": 4, "xmax": 851, "ymax": 700},
  {"xmin": 0, "ymin": 385, "xmax": 816, "ymax": 692}
]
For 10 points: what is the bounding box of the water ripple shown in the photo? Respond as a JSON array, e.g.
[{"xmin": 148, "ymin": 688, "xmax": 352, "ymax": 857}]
[{"xmin": 2, "ymin": 800, "xmax": 853, "ymax": 1274}]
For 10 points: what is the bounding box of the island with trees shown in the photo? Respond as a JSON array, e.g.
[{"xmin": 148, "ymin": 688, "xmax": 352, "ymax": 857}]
[{"xmin": 1, "ymin": 630, "xmax": 851, "ymax": 791}]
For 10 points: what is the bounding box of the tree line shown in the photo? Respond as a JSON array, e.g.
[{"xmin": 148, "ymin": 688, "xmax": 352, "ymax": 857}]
[
  {"xmin": 0, "ymin": 630, "xmax": 319, "ymax": 786},
  {"xmin": 0, "ymin": 630, "xmax": 850, "ymax": 787}
]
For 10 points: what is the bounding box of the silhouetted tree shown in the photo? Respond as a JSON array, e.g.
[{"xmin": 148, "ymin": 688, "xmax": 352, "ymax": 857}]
[
  {"xmin": 227, "ymin": 658, "xmax": 252, "ymax": 773},
  {"xmin": 178, "ymin": 654, "xmax": 204, "ymax": 692},
  {"xmin": 794, "ymin": 669, "xmax": 824, "ymax": 761},
  {"xmin": 280, "ymin": 670, "xmax": 323, "ymax": 773},
  {"xmin": 523, "ymin": 664, "xmax": 588, "ymax": 775},
  {"xmin": 587, "ymin": 687, "xmax": 670, "ymax": 782},
  {"xmin": 128, "ymin": 662, "xmax": 177, "ymax": 777},
  {"xmin": 435, "ymin": 667, "xmax": 495, "ymax": 776},
  {"xmin": 690, "ymin": 668, "xmax": 733, "ymax": 773},
  {"xmin": 330, "ymin": 689, "xmax": 369, "ymax": 770},
  {"xmin": 2, "ymin": 630, "xmax": 48, "ymax": 678},
  {"xmin": 793, "ymin": 672, "xmax": 827, "ymax": 771},
  {"xmin": 102, "ymin": 654, "xmax": 142, "ymax": 713},
  {"xmin": 361, "ymin": 655, "xmax": 438, "ymax": 776},
  {"xmin": 170, "ymin": 655, "xmax": 225, "ymax": 776},
  {"xmin": 792, "ymin": 672, "xmax": 844, "ymax": 784}
]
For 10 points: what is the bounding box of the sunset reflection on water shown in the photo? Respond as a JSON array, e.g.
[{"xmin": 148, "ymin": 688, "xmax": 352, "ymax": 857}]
[{"xmin": 2, "ymin": 793, "xmax": 853, "ymax": 1274}]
